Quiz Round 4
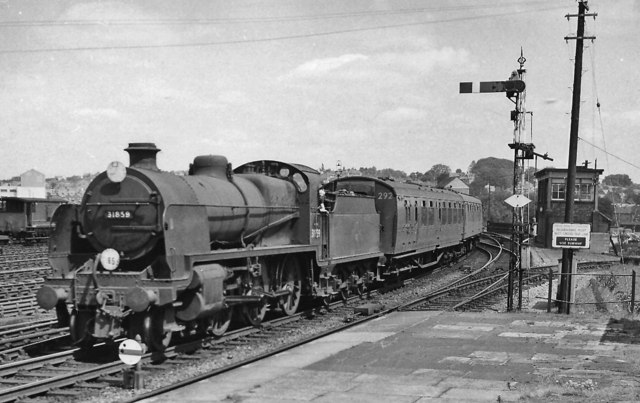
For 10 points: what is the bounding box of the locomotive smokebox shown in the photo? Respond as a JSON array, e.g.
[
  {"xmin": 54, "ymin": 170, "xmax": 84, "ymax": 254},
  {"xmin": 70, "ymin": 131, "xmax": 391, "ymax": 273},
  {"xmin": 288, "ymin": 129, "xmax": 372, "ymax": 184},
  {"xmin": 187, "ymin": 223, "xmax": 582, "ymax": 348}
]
[{"xmin": 125, "ymin": 143, "xmax": 160, "ymax": 171}]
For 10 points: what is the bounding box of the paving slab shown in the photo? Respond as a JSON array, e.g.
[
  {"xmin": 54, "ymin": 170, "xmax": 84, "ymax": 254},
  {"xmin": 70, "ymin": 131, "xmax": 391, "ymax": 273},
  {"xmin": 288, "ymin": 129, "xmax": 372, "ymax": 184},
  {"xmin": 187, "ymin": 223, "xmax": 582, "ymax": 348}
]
[{"xmin": 141, "ymin": 310, "xmax": 640, "ymax": 402}]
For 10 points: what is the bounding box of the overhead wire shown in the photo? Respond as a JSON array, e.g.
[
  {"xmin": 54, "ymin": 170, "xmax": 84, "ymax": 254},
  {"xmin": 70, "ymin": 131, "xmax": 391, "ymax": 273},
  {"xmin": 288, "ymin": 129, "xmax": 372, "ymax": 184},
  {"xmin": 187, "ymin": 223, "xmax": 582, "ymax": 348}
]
[
  {"xmin": 0, "ymin": 3, "xmax": 568, "ymax": 54},
  {"xmin": 0, "ymin": 1, "xmax": 564, "ymax": 27},
  {"xmin": 578, "ymin": 137, "xmax": 640, "ymax": 172}
]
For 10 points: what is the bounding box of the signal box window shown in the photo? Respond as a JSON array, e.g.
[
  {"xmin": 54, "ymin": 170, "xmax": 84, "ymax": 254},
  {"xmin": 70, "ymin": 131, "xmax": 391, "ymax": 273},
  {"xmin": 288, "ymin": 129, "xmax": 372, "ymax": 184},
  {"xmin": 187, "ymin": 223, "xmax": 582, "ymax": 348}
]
[
  {"xmin": 575, "ymin": 179, "xmax": 593, "ymax": 201},
  {"xmin": 551, "ymin": 181, "xmax": 565, "ymax": 200}
]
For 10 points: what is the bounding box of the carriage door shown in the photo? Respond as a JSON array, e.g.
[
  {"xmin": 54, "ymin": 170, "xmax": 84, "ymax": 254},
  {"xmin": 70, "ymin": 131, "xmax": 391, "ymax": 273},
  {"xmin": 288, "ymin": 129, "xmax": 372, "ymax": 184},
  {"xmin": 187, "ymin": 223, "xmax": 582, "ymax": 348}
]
[{"xmin": 25, "ymin": 202, "xmax": 33, "ymax": 227}]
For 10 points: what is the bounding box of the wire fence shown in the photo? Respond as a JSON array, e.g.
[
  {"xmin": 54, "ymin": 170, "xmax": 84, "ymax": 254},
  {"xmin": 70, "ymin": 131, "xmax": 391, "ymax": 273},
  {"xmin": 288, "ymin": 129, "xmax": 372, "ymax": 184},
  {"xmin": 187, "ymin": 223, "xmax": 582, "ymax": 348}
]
[{"xmin": 543, "ymin": 269, "xmax": 637, "ymax": 313}]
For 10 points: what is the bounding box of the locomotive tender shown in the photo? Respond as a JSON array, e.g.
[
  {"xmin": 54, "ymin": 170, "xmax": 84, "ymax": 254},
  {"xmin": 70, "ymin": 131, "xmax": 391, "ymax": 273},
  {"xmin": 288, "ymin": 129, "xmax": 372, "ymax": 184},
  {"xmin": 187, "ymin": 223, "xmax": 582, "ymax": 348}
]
[{"xmin": 36, "ymin": 143, "xmax": 482, "ymax": 350}]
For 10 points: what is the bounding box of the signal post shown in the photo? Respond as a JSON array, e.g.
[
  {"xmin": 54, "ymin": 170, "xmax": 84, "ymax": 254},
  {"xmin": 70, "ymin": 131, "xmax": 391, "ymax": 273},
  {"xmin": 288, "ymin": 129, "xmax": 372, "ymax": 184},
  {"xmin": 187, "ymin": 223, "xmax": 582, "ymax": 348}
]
[{"xmin": 461, "ymin": 51, "xmax": 551, "ymax": 311}]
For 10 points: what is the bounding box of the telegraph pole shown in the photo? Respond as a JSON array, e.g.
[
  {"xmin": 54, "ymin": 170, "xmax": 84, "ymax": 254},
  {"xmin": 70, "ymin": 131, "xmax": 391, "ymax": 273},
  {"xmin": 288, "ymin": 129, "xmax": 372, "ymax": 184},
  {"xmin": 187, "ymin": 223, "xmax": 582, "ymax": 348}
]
[{"xmin": 558, "ymin": 1, "xmax": 597, "ymax": 314}]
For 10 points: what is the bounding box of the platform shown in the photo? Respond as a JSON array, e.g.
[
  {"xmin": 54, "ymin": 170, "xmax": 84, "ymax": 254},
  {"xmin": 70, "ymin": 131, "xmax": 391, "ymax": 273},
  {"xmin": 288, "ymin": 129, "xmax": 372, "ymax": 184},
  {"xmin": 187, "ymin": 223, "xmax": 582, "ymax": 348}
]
[{"xmin": 140, "ymin": 309, "xmax": 640, "ymax": 402}]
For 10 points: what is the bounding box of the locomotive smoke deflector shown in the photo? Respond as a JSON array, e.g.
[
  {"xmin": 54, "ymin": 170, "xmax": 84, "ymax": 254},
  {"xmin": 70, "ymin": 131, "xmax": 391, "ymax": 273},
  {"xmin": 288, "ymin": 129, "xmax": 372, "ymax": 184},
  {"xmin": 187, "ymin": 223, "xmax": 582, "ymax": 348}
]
[{"xmin": 125, "ymin": 142, "xmax": 161, "ymax": 170}]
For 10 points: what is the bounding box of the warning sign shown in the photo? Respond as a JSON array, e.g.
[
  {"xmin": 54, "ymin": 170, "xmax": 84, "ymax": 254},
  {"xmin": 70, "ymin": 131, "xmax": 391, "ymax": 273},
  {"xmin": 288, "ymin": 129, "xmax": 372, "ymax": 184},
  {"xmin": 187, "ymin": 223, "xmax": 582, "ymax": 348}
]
[{"xmin": 552, "ymin": 223, "xmax": 591, "ymax": 249}]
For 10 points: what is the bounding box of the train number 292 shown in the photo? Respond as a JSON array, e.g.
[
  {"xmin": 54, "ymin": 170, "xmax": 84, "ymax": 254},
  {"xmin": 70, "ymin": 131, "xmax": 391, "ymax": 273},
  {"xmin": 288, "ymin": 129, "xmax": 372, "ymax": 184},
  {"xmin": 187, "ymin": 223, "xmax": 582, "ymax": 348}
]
[{"xmin": 377, "ymin": 192, "xmax": 394, "ymax": 200}]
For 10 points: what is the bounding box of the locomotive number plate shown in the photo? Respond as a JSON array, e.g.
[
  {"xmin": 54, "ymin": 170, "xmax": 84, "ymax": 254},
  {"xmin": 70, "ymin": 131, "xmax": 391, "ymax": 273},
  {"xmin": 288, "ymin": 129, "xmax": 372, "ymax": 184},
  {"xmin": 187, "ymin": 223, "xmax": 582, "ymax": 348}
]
[{"xmin": 105, "ymin": 210, "xmax": 133, "ymax": 219}]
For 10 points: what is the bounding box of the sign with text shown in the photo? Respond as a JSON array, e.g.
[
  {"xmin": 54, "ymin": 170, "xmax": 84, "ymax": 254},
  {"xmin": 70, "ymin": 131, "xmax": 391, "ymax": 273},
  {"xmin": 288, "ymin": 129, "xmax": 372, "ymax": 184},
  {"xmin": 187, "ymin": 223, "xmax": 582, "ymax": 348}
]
[{"xmin": 552, "ymin": 223, "xmax": 591, "ymax": 249}]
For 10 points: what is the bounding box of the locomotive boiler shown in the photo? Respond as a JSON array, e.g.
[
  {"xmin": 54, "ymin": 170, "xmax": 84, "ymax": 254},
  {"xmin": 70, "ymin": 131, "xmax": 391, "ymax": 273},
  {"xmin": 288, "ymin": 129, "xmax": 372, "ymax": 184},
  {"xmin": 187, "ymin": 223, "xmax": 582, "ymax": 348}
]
[{"xmin": 36, "ymin": 142, "xmax": 483, "ymax": 351}]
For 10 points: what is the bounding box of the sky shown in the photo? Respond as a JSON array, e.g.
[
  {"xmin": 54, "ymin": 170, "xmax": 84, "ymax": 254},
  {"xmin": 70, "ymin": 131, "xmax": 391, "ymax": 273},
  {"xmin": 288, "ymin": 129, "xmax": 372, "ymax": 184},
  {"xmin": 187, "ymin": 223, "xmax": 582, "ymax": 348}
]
[{"xmin": 1, "ymin": 0, "xmax": 639, "ymax": 183}]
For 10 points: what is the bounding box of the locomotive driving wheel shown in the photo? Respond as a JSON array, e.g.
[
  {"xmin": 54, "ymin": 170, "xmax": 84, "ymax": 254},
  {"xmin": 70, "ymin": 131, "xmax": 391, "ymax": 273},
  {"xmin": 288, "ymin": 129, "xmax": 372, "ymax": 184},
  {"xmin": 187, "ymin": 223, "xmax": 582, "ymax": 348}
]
[
  {"xmin": 143, "ymin": 306, "xmax": 172, "ymax": 351},
  {"xmin": 242, "ymin": 288, "xmax": 268, "ymax": 326},
  {"xmin": 277, "ymin": 255, "xmax": 302, "ymax": 316},
  {"xmin": 209, "ymin": 309, "xmax": 232, "ymax": 337},
  {"xmin": 69, "ymin": 308, "xmax": 96, "ymax": 349}
]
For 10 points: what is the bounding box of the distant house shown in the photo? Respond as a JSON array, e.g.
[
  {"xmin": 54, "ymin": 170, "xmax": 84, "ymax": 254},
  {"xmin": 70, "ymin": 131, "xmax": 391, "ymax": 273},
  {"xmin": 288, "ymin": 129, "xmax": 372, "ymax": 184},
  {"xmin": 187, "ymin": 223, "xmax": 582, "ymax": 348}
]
[
  {"xmin": 21, "ymin": 169, "xmax": 45, "ymax": 187},
  {"xmin": 442, "ymin": 177, "xmax": 469, "ymax": 194},
  {"xmin": 0, "ymin": 169, "xmax": 46, "ymax": 199},
  {"xmin": 613, "ymin": 203, "xmax": 640, "ymax": 230}
]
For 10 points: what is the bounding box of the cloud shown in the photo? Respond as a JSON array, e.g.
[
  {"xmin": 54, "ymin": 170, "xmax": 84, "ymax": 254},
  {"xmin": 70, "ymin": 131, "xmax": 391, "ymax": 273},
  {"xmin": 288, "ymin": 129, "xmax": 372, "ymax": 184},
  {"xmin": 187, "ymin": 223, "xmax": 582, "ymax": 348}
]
[
  {"xmin": 618, "ymin": 109, "xmax": 640, "ymax": 123},
  {"xmin": 217, "ymin": 91, "xmax": 250, "ymax": 106},
  {"xmin": 376, "ymin": 46, "xmax": 468, "ymax": 74},
  {"xmin": 378, "ymin": 107, "xmax": 425, "ymax": 122},
  {"xmin": 286, "ymin": 54, "xmax": 368, "ymax": 79},
  {"xmin": 72, "ymin": 108, "xmax": 120, "ymax": 119}
]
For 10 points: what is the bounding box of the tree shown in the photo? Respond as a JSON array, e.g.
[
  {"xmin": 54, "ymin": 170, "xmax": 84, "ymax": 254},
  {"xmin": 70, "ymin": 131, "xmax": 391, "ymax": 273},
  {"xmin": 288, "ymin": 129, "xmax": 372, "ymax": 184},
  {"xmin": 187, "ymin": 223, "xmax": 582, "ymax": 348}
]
[
  {"xmin": 623, "ymin": 187, "xmax": 640, "ymax": 205},
  {"xmin": 409, "ymin": 171, "xmax": 423, "ymax": 181},
  {"xmin": 598, "ymin": 196, "xmax": 614, "ymax": 219},
  {"xmin": 358, "ymin": 166, "xmax": 377, "ymax": 177},
  {"xmin": 421, "ymin": 164, "xmax": 451, "ymax": 186},
  {"xmin": 378, "ymin": 168, "xmax": 407, "ymax": 179},
  {"xmin": 468, "ymin": 157, "xmax": 513, "ymax": 195},
  {"xmin": 428, "ymin": 164, "xmax": 451, "ymax": 178},
  {"xmin": 603, "ymin": 174, "xmax": 633, "ymax": 187}
]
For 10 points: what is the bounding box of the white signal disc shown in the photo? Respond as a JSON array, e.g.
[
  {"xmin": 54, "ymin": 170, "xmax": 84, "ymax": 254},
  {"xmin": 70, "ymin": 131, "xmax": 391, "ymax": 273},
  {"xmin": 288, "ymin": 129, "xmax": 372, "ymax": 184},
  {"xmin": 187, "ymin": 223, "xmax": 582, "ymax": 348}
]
[
  {"xmin": 107, "ymin": 161, "xmax": 127, "ymax": 183},
  {"xmin": 119, "ymin": 339, "xmax": 144, "ymax": 366},
  {"xmin": 100, "ymin": 248, "xmax": 120, "ymax": 271}
]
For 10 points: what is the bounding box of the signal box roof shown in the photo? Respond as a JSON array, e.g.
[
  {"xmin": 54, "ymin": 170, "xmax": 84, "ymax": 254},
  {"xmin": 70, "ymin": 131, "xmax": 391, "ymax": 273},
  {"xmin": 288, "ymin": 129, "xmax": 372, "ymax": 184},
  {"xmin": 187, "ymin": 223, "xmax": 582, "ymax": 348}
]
[{"xmin": 534, "ymin": 166, "xmax": 603, "ymax": 179}]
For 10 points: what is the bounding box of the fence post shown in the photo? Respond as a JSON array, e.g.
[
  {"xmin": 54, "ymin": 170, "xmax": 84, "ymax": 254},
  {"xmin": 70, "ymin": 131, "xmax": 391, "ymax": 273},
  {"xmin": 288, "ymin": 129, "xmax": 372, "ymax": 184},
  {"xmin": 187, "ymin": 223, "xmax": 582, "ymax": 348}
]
[
  {"xmin": 631, "ymin": 270, "xmax": 636, "ymax": 314},
  {"xmin": 547, "ymin": 267, "xmax": 553, "ymax": 313}
]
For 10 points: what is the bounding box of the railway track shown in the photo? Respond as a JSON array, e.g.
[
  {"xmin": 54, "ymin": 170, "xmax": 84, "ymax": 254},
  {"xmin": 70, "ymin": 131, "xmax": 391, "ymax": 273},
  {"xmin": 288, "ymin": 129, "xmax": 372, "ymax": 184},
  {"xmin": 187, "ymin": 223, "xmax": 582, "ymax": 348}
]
[
  {"xmin": 0, "ymin": 267, "xmax": 51, "ymax": 283},
  {"xmin": 0, "ymin": 245, "xmax": 48, "ymax": 262},
  {"xmin": 0, "ymin": 250, "xmax": 476, "ymax": 402},
  {"xmin": 0, "ymin": 245, "xmax": 52, "ymax": 320},
  {"xmin": 0, "ymin": 274, "xmax": 50, "ymax": 318},
  {"xmin": 0, "ymin": 234, "xmax": 621, "ymax": 402},
  {"xmin": 0, "ymin": 245, "xmax": 499, "ymax": 402},
  {"xmin": 400, "ymin": 234, "xmax": 524, "ymax": 311},
  {"xmin": 0, "ymin": 292, "xmax": 376, "ymax": 403},
  {"xmin": 0, "ymin": 318, "xmax": 67, "ymax": 363}
]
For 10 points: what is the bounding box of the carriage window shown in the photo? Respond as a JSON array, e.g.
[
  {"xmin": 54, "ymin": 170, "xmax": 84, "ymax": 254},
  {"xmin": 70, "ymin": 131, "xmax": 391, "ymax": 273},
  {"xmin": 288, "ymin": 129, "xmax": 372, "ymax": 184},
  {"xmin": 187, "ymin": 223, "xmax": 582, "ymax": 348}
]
[
  {"xmin": 405, "ymin": 200, "xmax": 410, "ymax": 222},
  {"xmin": 292, "ymin": 173, "xmax": 307, "ymax": 192}
]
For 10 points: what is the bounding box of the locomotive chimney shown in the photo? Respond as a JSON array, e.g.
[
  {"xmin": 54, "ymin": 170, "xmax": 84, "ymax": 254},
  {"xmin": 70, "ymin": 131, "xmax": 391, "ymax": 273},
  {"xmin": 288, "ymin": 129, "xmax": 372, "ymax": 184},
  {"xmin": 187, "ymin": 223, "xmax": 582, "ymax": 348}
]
[{"xmin": 125, "ymin": 143, "xmax": 160, "ymax": 171}]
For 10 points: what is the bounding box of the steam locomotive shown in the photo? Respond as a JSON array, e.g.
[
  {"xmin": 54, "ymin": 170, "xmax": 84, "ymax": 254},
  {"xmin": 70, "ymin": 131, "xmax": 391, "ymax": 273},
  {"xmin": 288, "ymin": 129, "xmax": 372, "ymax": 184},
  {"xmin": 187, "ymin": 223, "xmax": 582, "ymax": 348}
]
[{"xmin": 36, "ymin": 143, "xmax": 482, "ymax": 350}]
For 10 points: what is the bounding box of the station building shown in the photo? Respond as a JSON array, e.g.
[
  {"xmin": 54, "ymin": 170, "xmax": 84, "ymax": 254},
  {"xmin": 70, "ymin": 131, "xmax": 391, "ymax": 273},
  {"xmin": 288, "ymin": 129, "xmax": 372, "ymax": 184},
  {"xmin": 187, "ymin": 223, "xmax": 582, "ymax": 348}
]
[{"xmin": 534, "ymin": 166, "xmax": 611, "ymax": 250}]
